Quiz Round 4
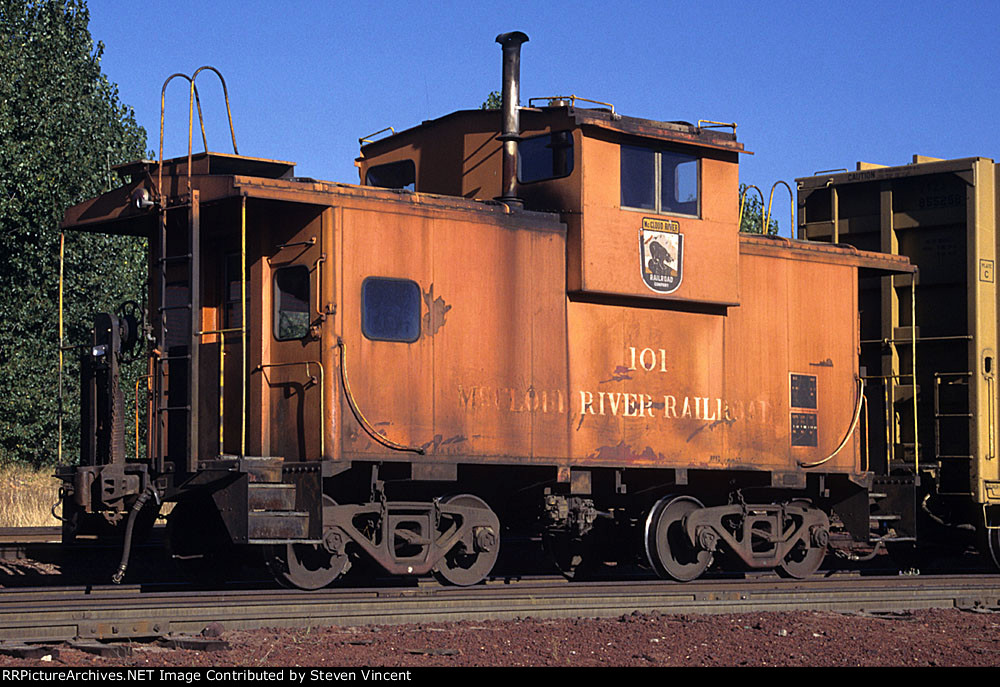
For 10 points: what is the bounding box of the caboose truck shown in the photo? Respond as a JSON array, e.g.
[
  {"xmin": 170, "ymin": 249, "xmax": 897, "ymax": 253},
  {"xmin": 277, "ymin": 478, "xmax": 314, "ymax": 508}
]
[{"xmin": 55, "ymin": 33, "xmax": 916, "ymax": 588}]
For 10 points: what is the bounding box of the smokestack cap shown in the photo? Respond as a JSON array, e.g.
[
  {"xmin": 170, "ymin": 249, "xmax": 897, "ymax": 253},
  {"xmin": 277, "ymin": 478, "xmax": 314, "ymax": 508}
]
[{"xmin": 496, "ymin": 31, "xmax": 529, "ymax": 47}]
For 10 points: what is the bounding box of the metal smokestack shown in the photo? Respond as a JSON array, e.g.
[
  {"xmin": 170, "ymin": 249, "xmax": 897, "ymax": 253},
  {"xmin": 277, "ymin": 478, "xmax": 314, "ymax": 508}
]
[{"xmin": 495, "ymin": 31, "xmax": 529, "ymax": 207}]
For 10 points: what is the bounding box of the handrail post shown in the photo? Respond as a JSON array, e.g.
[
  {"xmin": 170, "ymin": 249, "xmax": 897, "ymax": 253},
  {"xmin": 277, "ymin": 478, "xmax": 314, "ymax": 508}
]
[{"xmin": 738, "ymin": 184, "xmax": 765, "ymax": 233}]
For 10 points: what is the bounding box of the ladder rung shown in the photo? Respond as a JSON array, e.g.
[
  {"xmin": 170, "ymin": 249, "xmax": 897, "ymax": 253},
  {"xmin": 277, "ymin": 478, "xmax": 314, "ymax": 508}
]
[
  {"xmin": 158, "ymin": 304, "xmax": 192, "ymax": 312},
  {"xmin": 157, "ymin": 355, "xmax": 191, "ymax": 362},
  {"xmin": 935, "ymin": 413, "xmax": 973, "ymax": 418},
  {"xmin": 870, "ymin": 515, "xmax": 901, "ymax": 521},
  {"xmin": 157, "ymin": 405, "xmax": 191, "ymax": 412}
]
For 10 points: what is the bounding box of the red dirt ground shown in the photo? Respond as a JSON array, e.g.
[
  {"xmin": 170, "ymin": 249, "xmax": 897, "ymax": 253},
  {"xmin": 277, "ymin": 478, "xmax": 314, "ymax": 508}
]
[{"xmin": 1, "ymin": 607, "xmax": 998, "ymax": 667}]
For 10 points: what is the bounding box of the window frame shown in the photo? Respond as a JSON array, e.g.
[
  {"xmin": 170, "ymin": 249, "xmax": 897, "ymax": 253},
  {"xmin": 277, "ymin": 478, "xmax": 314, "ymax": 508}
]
[
  {"xmin": 360, "ymin": 276, "xmax": 422, "ymax": 344},
  {"xmin": 620, "ymin": 144, "xmax": 701, "ymax": 218}
]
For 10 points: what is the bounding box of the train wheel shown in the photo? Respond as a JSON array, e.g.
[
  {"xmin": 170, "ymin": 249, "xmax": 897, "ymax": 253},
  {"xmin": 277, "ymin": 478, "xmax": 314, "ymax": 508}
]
[
  {"xmin": 265, "ymin": 497, "xmax": 350, "ymax": 590},
  {"xmin": 167, "ymin": 497, "xmax": 236, "ymax": 585},
  {"xmin": 266, "ymin": 543, "xmax": 350, "ymax": 590},
  {"xmin": 777, "ymin": 501, "xmax": 827, "ymax": 579},
  {"xmin": 987, "ymin": 528, "xmax": 1000, "ymax": 570},
  {"xmin": 544, "ymin": 533, "xmax": 592, "ymax": 580},
  {"xmin": 645, "ymin": 495, "xmax": 712, "ymax": 582},
  {"xmin": 432, "ymin": 494, "xmax": 500, "ymax": 586}
]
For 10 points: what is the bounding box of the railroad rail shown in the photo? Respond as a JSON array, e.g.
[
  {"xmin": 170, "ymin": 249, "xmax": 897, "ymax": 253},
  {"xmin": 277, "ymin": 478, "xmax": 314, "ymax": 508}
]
[
  {"xmin": 0, "ymin": 528, "xmax": 61, "ymax": 545},
  {"xmin": 1, "ymin": 574, "xmax": 998, "ymax": 645}
]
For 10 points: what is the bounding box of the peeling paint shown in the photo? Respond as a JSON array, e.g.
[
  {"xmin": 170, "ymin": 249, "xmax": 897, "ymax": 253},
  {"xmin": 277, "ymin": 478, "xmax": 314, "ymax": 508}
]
[
  {"xmin": 588, "ymin": 441, "xmax": 667, "ymax": 464},
  {"xmin": 420, "ymin": 434, "xmax": 444, "ymax": 452},
  {"xmin": 599, "ymin": 366, "xmax": 633, "ymax": 384},
  {"xmin": 686, "ymin": 415, "xmax": 737, "ymax": 443},
  {"xmin": 419, "ymin": 434, "xmax": 467, "ymax": 452},
  {"xmin": 810, "ymin": 358, "xmax": 834, "ymax": 367},
  {"xmin": 422, "ymin": 283, "xmax": 452, "ymax": 336}
]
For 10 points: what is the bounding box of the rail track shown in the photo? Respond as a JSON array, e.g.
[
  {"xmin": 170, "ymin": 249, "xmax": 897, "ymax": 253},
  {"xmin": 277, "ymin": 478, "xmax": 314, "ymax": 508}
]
[
  {"xmin": 1, "ymin": 527, "xmax": 998, "ymax": 645},
  {"xmin": 1, "ymin": 573, "xmax": 999, "ymax": 645}
]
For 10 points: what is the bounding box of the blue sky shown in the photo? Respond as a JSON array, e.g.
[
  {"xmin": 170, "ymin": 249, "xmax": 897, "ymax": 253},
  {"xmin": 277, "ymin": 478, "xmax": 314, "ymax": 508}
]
[{"xmin": 88, "ymin": 0, "xmax": 1000, "ymax": 236}]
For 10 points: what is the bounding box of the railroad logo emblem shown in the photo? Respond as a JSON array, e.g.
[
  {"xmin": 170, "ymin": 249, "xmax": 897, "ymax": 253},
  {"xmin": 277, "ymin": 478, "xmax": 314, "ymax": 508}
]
[{"xmin": 640, "ymin": 218, "xmax": 683, "ymax": 293}]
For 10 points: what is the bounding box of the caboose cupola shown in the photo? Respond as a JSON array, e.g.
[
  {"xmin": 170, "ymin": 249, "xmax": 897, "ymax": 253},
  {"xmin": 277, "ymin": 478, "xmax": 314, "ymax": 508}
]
[{"xmin": 357, "ymin": 35, "xmax": 747, "ymax": 307}]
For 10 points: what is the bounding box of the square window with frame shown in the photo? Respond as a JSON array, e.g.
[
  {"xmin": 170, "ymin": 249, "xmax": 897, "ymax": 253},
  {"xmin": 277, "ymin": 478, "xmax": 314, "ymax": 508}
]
[{"xmin": 361, "ymin": 277, "xmax": 421, "ymax": 343}]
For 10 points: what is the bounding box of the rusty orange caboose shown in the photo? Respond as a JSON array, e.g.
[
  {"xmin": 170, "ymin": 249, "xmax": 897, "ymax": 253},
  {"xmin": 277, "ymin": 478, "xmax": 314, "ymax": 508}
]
[{"xmin": 56, "ymin": 34, "xmax": 911, "ymax": 587}]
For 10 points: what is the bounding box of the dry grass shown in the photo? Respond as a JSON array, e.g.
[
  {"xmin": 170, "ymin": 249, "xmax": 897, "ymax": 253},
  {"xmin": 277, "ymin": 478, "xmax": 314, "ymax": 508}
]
[{"xmin": 0, "ymin": 464, "xmax": 61, "ymax": 527}]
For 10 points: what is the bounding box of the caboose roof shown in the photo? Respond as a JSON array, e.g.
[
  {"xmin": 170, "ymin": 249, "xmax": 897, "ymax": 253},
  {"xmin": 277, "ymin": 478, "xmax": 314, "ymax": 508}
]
[
  {"xmin": 62, "ymin": 151, "xmax": 562, "ymax": 236},
  {"xmin": 115, "ymin": 151, "xmax": 297, "ymax": 182},
  {"xmin": 358, "ymin": 105, "xmax": 749, "ymax": 160}
]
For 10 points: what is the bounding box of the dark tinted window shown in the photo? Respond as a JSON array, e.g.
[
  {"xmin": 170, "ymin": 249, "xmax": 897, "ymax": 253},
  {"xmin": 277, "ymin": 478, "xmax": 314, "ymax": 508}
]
[
  {"xmin": 620, "ymin": 145, "xmax": 656, "ymax": 210},
  {"xmin": 273, "ymin": 266, "xmax": 310, "ymax": 340},
  {"xmin": 621, "ymin": 145, "xmax": 699, "ymax": 217},
  {"xmin": 661, "ymin": 151, "xmax": 699, "ymax": 215},
  {"xmin": 365, "ymin": 160, "xmax": 416, "ymax": 190},
  {"xmin": 362, "ymin": 277, "xmax": 421, "ymax": 343},
  {"xmin": 518, "ymin": 131, "xmax": 574, "ymax": 183}
]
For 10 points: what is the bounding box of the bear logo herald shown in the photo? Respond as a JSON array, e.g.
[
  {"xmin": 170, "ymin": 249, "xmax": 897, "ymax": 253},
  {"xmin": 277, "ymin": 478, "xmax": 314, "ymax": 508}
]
[{"xmin": 640, "ymin": 218, "xmax": 683, "ymax": 293}]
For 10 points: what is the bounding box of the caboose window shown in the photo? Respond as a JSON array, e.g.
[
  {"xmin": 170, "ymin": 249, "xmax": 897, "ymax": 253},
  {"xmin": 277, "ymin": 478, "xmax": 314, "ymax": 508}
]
[
  {"xmin": 518, "ymin": 131, "xmax": 574, "ymax": 183},
  {"xmin": 365, "ymin": 160, "xmax": 416, "ymax": 191},
  {"xmin": 362, "ymin": 277, "xmax": 421, "ymax": 343},
  {"xmin": 621, "ymin": 145, "xmax": 699, "ymax": 217},
  {"xmin": 661, "ymin": 151, "xmax": 699, "ymax": 215},
  {"xmin": 273, "ymin": 265, "xmax": 311, "ymax": 340}
]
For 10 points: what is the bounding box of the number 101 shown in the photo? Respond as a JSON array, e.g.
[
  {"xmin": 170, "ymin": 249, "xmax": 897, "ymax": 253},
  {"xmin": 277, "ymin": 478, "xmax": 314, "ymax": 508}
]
[{"xmin": 628, "ymin": 347, "xmax": 667, "ymax": 372}]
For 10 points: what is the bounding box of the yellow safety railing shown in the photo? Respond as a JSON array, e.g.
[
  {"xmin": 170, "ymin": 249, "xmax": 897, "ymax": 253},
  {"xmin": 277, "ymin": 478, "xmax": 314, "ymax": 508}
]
[
  {"xmin": 765, "ymin": 181, "xmax": 794, "ymax": 237},
  {"xmin": 738, "ymin": 184, "xmax": 764, "ymax": 232}
]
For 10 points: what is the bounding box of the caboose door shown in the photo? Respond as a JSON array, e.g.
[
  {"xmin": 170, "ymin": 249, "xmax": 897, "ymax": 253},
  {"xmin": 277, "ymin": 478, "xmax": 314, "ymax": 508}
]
[{"xmin": 257, "ymin": 204, "xmax": 328, "ymax": 462}]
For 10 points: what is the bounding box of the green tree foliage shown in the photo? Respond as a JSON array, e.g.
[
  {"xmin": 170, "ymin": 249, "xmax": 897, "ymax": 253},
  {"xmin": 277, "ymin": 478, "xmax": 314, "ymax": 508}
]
[
  {"xmin": 480, "ymin": 91, "xmax": 501, "ymax": 110},
  {"xmin": 739, "ymin": 183, "xmax": 780, "ymax": 235},
  {"xmin": 0, "ymin": 0, "xmax": 147, "ymax": 466}
]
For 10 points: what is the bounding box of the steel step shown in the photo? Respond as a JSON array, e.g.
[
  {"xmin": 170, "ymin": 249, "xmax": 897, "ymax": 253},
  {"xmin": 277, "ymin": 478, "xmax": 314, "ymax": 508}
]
[
  {"xmin": 248, "ymin": 511, "xmax": 310, "ymax": 540},
  {"xmin": 222, "ymin": 454, "xmax": 286, "ymax": 482},
  {"xmin": 248, "ymin": 483, "xmax": 297, "ymax": 511}
]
